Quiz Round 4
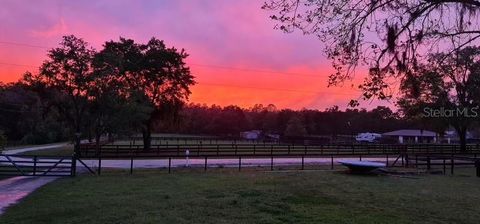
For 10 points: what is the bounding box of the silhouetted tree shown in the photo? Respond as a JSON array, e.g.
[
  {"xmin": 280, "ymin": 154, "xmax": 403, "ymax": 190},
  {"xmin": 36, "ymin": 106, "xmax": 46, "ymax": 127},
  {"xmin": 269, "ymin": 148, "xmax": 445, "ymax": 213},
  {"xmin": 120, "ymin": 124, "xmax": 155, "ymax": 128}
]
[
  {"xmin": 398, "ymin": 46, "xmax": 480, "ymax": 150},
  {"xmin": 1, "ymin": 76, "xmax": 67, "ymax": 144},
  {"xmin": 95, "ymin": 37, "xmax": 195, "ymax": 150},
  {"xmin": 209, "ymin": 105, "xmax": 249, "ymax": 136},
  {"xmin": 24, "ymin": 35, "xmax": 95, "ymax": 152},
  {"xmin": 263, "ymin": 1, "xmax": 480, "ymax": 100},
  {"xmin": 0, "ymin": 130, "xmax": 6, "ymax": 150},
  {"xmin": 284, "ymin": 115, "xmax": 307, "ymax": 137}
]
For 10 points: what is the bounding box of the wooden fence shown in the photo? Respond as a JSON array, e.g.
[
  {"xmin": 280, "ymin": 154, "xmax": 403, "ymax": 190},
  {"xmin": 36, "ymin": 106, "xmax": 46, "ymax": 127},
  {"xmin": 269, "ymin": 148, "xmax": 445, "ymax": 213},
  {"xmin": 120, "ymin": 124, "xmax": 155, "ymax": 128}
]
[
  {"xmin": 410, "ymin": 154, "xmax": 480, "ymax": 177},
  {"xmin": 79, "ymin": 143, "xmax": 480, "ymax": 158},
  {"xmin": 77, "ymin": 143, "xmax": 480, "ymax": 176}
]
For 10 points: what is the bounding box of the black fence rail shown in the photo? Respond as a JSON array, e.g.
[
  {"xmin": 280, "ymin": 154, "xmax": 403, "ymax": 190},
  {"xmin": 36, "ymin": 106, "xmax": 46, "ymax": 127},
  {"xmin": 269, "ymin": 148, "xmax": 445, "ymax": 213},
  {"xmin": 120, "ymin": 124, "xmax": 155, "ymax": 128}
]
[
  {"xmin": 408, "ymin": 154, "xmax": 480, "ymax": 176},
  {"xmin": 0, "ymin": 154, "xmax": 74, "ymax": 177},
  {"xmin": 79, "ymin": 143, "xmax": 480, "ymax": 158}
]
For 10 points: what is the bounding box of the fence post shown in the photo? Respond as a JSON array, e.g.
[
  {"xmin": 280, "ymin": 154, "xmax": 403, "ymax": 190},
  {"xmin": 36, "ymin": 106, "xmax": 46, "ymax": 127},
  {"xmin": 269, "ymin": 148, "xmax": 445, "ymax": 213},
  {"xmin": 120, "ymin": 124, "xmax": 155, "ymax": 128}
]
[
  {"xmin": 443, "ymin": 159, "xmax": 446, "ymax": 175},
  {"xmin": 270, "ymin": 156, "xmax": 273, "ymax": 171},
  {"xmin": 405, "ymin": 154, "xmax": 409, "ymax": 167},
  {"xmin": 168, "ymin": 157, "xmax": 171, "ymax": 173},
  {"xmin": 475, "ymin": 160, "xmax": 480, "ymax": 177},
  {"xmin": 33, "ymin": 156, "xmax": 37, "ymax": 176},
  {"xmin": 239, "ymin": 157, "xmax": 242, "ymax": 171},
  {"xmin": 301, "ymin": 156, "xmax": 304, "ymax": 170},
  {"xmin": 451, "ymin": 157, "xmax": 454, "ymax": 175},
  {"xmin": 204, "ymin": 157, "xmax": 207, "ymax": 171},
  {"xmin": 427, "ymin": 156, "xmax": 431, "ymax": 170},
  {"xmin": 331, "ymin": 156, "xmax": 334, "ymax": 170},
  {"xmin": 71, "ymin": 155, "xmax": 76, "ymax": 177},
  {"xmin": 130, "ymin": 156, "xmax": 134, "ymax": 174},
  {"xmin": 98, "ymin": 156, "xmax": 102, "ymax": 175}
]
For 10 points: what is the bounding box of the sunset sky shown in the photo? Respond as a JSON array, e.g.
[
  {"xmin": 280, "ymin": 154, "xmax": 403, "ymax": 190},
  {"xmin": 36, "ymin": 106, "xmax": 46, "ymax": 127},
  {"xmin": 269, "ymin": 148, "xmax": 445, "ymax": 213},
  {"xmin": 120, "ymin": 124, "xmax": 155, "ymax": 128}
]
[{"xmin": 0, "ymin": 0, "xmax": 392, "ymax": 110}]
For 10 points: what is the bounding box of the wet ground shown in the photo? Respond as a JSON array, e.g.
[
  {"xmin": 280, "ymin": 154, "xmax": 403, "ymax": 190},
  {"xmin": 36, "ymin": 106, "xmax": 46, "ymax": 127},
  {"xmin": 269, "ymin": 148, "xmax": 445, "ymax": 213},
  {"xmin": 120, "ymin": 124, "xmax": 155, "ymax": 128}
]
[
  {"xmin": 0, "ymin": 176, "xmax": 58, "ymax": 214},
  {"xmin": 0, "ymin": 143, "xmax": 68, "ymax": 214}
]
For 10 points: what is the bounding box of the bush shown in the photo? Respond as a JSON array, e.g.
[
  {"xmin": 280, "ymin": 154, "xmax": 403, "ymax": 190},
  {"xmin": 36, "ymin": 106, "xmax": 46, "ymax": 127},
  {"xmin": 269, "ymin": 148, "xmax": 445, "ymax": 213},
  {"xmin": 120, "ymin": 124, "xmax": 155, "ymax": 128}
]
[{"xmin": 0, "ymin": 131, "xmax": 7, "ymax": 151}]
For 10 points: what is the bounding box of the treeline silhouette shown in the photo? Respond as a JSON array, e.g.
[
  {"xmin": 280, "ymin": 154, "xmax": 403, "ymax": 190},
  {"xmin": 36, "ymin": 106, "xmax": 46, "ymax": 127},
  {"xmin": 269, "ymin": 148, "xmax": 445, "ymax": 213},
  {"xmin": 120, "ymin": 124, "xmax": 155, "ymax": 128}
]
[
  {"xmin": 158, "ymin": 104, "xmax": 428, "ymax": 138},
  {"xmin": 1, "ymin": 77, "xmax": 431, "ymax": 145},
  {"xmin": 1, "ymin": 35, "xmax": 195, "ymax": 150},
  {"xmin": 0, "ymin": 35, "xmax": 437, "ymax": 148}
]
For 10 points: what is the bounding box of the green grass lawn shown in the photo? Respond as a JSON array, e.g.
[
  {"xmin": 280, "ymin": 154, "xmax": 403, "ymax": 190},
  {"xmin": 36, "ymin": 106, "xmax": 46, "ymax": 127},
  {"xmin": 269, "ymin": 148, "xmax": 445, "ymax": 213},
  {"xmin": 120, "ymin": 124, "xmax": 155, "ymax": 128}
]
[{"xmin": 1, "ymin": 168, "xmax": 480, "ymax": 224}]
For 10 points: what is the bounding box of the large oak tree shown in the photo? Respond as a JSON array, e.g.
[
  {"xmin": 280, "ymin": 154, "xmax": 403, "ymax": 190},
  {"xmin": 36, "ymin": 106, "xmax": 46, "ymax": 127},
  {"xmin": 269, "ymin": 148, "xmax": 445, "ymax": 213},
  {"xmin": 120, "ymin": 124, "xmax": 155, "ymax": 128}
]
[{"xmin": 94, "ymin": 37, "xmax": 195, "ymax": 150}]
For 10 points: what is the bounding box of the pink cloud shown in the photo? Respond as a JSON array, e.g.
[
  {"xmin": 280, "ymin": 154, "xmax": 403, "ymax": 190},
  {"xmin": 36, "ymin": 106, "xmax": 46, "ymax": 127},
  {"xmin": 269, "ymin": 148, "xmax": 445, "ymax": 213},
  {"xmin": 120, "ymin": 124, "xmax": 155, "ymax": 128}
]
[
  {"xmin": 31, "ymin": 18, "xmax": 68, "ymax": 38},
  {"xmin": 0, "ymin": 0, "xmax": 388, "ymax": 110}
]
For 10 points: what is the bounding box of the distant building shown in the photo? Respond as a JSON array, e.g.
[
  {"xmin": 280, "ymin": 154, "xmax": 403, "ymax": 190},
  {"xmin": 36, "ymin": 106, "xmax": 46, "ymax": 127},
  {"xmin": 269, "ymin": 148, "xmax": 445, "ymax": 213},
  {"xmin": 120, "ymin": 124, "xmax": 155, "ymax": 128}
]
[
  {"xmin": 382, "ymin": 129, "xmax": 438, "ymax": 144},
  {"xmin": 444, "ymin": 129, "xmax": 477, "ymax": 144},
  {"xmin": 240, "ymin": 130, "xmax": 262, "ymax": 140},
  {"xmin": 355, "ymin": 133, "xmax": 382, "ymax": 143}
]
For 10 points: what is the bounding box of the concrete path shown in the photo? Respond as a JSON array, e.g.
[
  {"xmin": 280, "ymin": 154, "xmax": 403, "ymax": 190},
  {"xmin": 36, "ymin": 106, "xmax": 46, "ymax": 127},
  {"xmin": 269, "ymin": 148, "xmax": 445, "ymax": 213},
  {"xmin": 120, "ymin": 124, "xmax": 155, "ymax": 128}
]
[
  {"xmin": 2, "ymin": 142, "xmax": 69, "ymax": 155},
  {"xmin": 0, "ymin": 143, "xmax": 67, "ymax": 215},
  {"xmin": 77, "ymin": 157, "xmax": 394, "ymax": 169},
  {"xmin": 0, "ymin": 176, "xmax": 59, "ymax": 214}
]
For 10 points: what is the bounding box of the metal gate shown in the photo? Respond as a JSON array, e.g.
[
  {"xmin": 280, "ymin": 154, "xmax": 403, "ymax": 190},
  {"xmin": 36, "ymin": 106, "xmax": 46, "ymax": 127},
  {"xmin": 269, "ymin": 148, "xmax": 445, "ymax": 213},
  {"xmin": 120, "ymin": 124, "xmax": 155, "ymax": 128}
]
[{"xmin": 0, "ymin": 154, "xmax": 74, "ymax": 177}]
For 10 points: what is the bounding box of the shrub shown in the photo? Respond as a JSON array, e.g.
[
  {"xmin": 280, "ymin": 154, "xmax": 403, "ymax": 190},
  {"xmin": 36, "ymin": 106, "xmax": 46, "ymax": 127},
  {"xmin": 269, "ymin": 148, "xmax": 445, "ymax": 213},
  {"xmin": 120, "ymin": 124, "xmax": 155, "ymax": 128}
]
[{"xmin": 0, "ymin": 131, "xmax": 7, "ymax": 151}]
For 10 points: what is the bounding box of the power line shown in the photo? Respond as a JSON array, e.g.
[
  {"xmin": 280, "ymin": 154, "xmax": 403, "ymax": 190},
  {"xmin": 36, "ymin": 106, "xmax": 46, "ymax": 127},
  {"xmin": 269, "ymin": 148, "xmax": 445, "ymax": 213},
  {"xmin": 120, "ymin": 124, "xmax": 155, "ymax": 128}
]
[
  {"xmin": 0, "ymin": 61, "xmax": 327, "ymax": 79},
  {"xmin": 0, "ymin": 41, "xmax": 49, "ymax": 49},
  {"xmin": 0, "ymin": 62, "xmax": 37, "ymax": 68},
  {"xmin": 0, "ymin": 41, "xmax": 360, "ymax": 96},
  {"xmin": 189, "ymin": 64, "xmax": 326, "ymax": 78},
  {"xmin": 198, "ymin": 82, "xmax": 359, "ymax": 96},
  {"xmin": 0, "ymin": 63, "xmax": 358, "ymax": 96},
  {"xmin": 0, "ymin": 40, "xmax": 329, "ymax": 78}
]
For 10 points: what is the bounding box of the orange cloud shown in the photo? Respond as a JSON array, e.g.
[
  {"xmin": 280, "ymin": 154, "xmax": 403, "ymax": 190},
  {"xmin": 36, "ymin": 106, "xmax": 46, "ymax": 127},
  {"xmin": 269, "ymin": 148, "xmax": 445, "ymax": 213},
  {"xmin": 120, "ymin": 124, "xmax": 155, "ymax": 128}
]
[{"xmin": 0, "ymin": 1, "xmax": 394, "ymax": 110}]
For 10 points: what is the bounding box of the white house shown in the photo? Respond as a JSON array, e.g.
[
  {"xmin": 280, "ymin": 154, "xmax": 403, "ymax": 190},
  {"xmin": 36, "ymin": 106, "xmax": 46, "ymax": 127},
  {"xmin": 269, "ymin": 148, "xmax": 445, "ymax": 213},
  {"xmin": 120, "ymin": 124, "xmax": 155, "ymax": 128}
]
[
  {"xmin": 240, "ymin": 130, "xmax": 261, "ymax": 140},
  {"xmin": 382, "ymin": 129, "xmax": 438, "ymax": 144}
]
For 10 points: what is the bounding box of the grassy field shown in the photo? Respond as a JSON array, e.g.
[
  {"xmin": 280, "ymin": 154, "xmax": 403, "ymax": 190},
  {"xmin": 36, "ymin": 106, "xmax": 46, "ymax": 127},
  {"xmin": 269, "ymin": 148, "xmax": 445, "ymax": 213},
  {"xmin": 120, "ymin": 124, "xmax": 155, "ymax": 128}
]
[
  {"xmin": 110, "ymin": 139, "xmax": 265, "ymax": 146},
  {"xmin": 1, "ymin": 168, "xmax": 480, "ymax": 224},
  {"xmin": 17, "ymin": 145, "xmax": 74, "ymax": 157}
]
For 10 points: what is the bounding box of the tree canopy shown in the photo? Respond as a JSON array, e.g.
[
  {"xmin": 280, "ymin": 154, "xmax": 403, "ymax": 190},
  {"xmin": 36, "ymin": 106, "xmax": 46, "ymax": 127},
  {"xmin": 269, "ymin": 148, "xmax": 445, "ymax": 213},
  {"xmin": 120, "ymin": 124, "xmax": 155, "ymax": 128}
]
[
  {"xmin": 263, "ymin": 0, "xmax": 480, "ymax": 100},
  {"xmin": 8, "ymin": 35, "xmax": 194, "ymax": 151},
  {"xmin": 94, "ymin": 37, "xmax": 195, "ymax": 149},
  {"xmin": 398, "ymin": 46, "xmax": 480, "ymax": 150}
]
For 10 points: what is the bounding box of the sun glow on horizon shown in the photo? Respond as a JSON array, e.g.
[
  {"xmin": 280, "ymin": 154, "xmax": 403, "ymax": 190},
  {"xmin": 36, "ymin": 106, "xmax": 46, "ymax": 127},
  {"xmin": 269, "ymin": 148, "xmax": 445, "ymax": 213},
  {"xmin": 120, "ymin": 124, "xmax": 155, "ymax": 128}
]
[{"xmin": 0, "ymin": 0, "xmax": 392, "ymax": 110}]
